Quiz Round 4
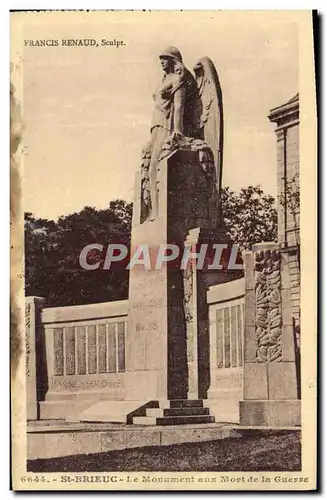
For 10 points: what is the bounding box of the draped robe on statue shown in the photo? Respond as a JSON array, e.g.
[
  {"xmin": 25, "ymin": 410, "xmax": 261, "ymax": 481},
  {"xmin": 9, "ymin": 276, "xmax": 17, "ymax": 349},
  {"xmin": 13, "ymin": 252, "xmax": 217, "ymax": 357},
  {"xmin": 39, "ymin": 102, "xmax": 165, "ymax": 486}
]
[
  {"xmin": 142, "ymin": 67, "xmax": 200, "ymax": 220},
  {"xmin": 140, "ymin": 50, "xmax": 223, "ymax": 223}
]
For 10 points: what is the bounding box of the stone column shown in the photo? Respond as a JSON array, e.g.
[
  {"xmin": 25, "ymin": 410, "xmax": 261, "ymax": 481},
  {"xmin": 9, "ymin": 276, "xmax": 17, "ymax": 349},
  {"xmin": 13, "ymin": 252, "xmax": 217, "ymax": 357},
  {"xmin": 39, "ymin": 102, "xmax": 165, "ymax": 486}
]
[
  {"xmin": 25, "ymin": 296, "xmax": 46, "ymax": 420},
  {"xmin": 126, "ymin": 149, "xmax": 222, "ymax": 402},
  {"xmin": 182, "ymin": 233, "xmax": 199, "ymax": 400},
  {"xmin": 240, "ymin": 242, "xmax": 300, "ymax": 426},
  {"xmin": 183, "ymin": 227, "xmax": 234, "ymax": 400}
]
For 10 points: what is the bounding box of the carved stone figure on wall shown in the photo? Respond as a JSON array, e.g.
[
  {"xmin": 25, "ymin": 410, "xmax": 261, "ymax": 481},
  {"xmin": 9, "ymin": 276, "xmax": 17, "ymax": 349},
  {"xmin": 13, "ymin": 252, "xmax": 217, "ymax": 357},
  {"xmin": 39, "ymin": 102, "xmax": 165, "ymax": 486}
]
[
  {"xmin": 182, "ymin": 261, "xmax": 193, "ymax": 323},
  {"xmin": 141, "ymin": 47, "xmax": 224, "ymax": 222},
  {"xmin": 254, "ymin": 249, "xmax": 282, "ymax": 363}
]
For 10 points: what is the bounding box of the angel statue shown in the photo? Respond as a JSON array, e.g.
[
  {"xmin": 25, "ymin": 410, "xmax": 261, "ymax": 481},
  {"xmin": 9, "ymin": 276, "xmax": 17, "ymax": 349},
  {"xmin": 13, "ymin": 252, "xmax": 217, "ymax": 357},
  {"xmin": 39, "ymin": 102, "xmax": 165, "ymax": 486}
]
[{"xmin": 140, "ymin": 46, "xmax": 224, "ymax": 222}]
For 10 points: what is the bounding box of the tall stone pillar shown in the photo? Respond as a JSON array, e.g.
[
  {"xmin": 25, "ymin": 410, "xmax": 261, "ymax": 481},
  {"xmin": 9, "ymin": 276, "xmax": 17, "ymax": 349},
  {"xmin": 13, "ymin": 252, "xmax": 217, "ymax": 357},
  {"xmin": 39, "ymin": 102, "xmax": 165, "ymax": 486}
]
[
  {"xmin": 183, "ymin": 227, "xmax": 232, "ymax": 400},
  {"xmin": 240, "ymin": 242, "xmax": 300, "ymax": 426},
  {"xmin": 125, "ymin": 149, "xmax": 222, "ymax": 402},
  {"xmin": 25, "ymin": 296, "xmax": 46, "ymax": 420}
]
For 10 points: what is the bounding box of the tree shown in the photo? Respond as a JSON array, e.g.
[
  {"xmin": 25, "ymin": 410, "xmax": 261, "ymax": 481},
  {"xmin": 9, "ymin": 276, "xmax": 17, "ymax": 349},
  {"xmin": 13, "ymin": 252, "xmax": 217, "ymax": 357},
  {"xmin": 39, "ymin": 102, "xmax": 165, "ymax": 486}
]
[
  {"xmin": 220, "ymin": 185, "xmax": 278, "ymax": 252},
  {"xmin": 277, "ymin": 172, "xmax": 300, "ymax": 253},
  {"xmin": 24, "ymin": 200, "xmax": 132, "ymax": 307}
]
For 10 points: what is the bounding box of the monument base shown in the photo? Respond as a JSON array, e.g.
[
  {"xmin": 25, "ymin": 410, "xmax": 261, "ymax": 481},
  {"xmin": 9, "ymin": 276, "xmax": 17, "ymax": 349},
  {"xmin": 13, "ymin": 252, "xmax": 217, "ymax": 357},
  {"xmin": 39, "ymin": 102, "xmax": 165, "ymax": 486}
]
[
  {"xmin": 127, "ymin": 149, "xmax": 224, "ymax": 401},
  {"xmin": 239, "ymin": 400, "xmax": 301, "ymax": 427},
  {"xmin": 206, "ymin": 393, "xmax": 242, "ymax": 424},
  {"xmin": 132, "ymin": 399, "xmax": 215, "ymax": 425}
]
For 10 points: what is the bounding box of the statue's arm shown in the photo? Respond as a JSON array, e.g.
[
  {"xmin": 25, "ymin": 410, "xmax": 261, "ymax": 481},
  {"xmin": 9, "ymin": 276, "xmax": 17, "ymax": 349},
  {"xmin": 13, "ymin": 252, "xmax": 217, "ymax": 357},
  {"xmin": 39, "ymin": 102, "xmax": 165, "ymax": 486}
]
[{"xmin": 173, "ymin": 86, "xmax": 186, "ymax": 135}]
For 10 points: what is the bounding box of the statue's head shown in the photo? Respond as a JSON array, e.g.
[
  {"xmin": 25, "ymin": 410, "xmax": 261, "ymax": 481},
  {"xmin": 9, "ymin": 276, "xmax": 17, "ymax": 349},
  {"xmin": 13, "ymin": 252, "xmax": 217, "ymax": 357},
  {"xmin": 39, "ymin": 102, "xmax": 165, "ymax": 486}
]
[{"xmin": 159, "ymin": 46, "xmax": 183, "ymax": 73}]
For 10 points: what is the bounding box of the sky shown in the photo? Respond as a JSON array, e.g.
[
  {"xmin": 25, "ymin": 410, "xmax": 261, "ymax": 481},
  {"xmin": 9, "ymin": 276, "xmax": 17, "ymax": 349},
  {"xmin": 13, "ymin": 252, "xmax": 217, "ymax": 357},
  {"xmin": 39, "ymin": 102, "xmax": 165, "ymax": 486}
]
[{"xmin": 21, "ymin": 12, "xmax": 298, "ymax": 220}]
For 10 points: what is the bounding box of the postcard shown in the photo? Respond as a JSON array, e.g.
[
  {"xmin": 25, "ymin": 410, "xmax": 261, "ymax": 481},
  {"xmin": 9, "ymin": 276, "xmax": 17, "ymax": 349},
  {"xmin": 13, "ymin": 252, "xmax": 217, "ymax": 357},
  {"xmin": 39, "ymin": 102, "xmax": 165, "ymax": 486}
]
[{"xmin": 10, "ymin": 10, "xmax": 317, "ymax": 491}]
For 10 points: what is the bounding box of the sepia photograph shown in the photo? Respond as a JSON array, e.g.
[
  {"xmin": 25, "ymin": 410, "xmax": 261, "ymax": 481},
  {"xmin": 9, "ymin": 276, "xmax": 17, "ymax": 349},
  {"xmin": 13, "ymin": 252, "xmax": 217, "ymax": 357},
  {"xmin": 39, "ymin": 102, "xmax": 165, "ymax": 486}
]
[{"xmin": 10, "ymin": 10, "xmax": 316, "ymax": 490}]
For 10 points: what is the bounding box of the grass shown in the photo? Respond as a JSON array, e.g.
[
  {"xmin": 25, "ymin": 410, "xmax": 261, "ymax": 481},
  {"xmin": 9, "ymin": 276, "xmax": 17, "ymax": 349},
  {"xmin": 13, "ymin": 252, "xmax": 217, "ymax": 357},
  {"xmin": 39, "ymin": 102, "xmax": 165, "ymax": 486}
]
[{"xmin": 28, "ymin": 430, "xmax": 301, "ymax": 472}]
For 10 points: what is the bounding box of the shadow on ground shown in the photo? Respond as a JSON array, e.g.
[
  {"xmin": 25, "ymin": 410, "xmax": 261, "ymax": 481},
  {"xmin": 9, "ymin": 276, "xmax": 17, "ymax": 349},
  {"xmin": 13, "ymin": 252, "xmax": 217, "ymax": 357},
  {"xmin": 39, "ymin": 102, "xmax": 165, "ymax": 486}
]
[{"xmin": 28, "ymin": 430, "xmax": 301, "ymax": 472}]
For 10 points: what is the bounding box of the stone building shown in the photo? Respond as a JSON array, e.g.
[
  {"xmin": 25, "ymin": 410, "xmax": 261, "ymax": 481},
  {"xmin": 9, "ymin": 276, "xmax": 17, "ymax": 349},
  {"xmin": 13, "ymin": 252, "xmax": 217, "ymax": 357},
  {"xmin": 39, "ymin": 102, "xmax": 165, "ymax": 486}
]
[{"xmin": 268, "ymin": 94, "xmax": 300, "ymax": 327}]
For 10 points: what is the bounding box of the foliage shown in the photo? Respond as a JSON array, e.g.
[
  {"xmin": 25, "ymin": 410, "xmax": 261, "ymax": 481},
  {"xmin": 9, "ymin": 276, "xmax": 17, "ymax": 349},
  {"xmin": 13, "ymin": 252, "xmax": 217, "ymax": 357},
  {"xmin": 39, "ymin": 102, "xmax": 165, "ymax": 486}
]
[
  {"xmin": 24, "ymin": 200, "xmax": 132, "ymax": 306},
  {"xmin": 220, "ymin": 185, "xmax": 278, "ymax": 252},
  {"xmin": 277, "ymin": 172, "xmax": 300, "ymax": 233}
]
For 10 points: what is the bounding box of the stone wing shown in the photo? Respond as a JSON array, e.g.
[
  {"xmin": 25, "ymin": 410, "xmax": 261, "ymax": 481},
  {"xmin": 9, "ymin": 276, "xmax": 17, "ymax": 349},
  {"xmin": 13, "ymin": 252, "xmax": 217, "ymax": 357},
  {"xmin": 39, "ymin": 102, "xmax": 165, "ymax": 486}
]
[{"xmin": 193, "ymin": 57, "xmax": 224, "ymax": 192}]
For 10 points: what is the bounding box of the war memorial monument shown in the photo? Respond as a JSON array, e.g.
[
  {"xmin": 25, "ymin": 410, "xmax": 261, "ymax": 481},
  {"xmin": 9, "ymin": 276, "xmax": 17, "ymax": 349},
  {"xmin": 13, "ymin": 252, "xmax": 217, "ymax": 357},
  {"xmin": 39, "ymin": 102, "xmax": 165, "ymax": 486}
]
[{"xmin": 25, "ymin": 47, "xmax": 301, "ymax": 460}]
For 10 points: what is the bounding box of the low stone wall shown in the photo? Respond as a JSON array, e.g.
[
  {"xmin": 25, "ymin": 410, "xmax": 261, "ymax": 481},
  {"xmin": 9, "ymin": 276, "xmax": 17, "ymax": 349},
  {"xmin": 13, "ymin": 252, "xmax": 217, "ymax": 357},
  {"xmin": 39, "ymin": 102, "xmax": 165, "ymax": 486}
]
[
  {"xmin": 27, "ymin": 423, "xmax": 234, "ymax": 460},
  {"xmin": 26, "ymin": 298, "xmax": 128, "ymax": 420},
  {"xmin": 27, "ymin": 277, "xmax": 246, "ymax": 423},
  {"xmin": 206, "ymin": 278, "xmax": 245, "ymax": 423}
]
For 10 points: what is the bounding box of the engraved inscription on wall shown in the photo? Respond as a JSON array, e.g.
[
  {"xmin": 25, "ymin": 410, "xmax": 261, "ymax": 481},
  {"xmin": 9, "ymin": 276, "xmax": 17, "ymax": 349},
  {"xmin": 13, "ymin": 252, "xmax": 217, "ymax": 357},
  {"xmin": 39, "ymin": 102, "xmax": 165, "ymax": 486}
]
[
  {"xmin": 50, "ymin": 376, "xmax": 123, "ymax": 391},
  {"xmin": 215, "ymin": 301, "xmax": 244, "ymax": 369},
  {"xmin": 51, "ymin": 320, "xmax": 126, "ymax": 377},
  {"xmin": 131, "ymin": 298, "xmax": 163, "ymax": 312}
]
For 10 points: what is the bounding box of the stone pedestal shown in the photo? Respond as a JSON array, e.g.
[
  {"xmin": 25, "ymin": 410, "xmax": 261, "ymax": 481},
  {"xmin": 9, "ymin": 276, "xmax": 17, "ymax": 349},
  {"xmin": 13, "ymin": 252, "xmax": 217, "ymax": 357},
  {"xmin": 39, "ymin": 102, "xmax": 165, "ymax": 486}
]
[
  {"xmin": 25, "ymin": 296, "xmax": 46, "ymax": 420},
  {"xmin": 126, "ymin": 149, "xmax": 222, "ymax": 401},
  {"xmin": 240, "ymin": 242, "xmax": 301, "ymax": 426}
]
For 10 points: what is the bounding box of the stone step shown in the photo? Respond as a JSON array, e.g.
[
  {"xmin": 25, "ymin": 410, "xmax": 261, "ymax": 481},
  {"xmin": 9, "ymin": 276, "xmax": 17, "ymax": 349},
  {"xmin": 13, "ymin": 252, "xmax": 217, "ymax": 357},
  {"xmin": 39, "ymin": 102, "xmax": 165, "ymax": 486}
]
[
  {"xmin": 133, "ymin": 416, "xmax": 157, "ymax": 426},
  {"xmin": 157, "ymin": 415, "xmax": 215, "ymax": 426},
  {"xmin": 169, "ymin": 399, "xmax": 204, "ymax": 408},
  {"xmin": 133, "ymin": 415, "xmax": 215, "ymax": 426},
  {"xmin": 146, "ymin": 407, "xmax": 210, "ymax": 418}
]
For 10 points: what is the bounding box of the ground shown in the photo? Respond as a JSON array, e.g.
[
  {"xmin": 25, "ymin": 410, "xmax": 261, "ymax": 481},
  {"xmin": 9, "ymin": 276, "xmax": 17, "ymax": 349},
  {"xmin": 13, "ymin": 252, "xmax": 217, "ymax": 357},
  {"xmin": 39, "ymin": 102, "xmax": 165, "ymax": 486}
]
[{"xmin": 28, "ymin": 430, "xmax": 301, "ymax": 472}]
